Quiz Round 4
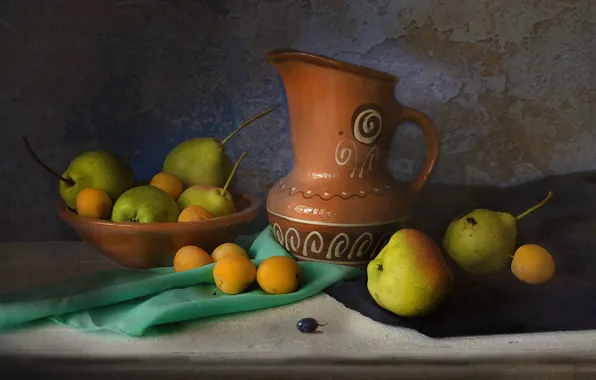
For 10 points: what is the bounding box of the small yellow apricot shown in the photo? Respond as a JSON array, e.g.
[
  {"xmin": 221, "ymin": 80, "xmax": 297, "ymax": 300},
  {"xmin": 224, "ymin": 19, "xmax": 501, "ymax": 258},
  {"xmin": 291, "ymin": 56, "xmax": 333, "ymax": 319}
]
[
  {"xmin": 76, "ymin": 188, "xmax": 113, "ymax": 219},
  {"xmin": 211, "ymin": 242, "xmax": 248, "ymax": 262},
  {"xmin": 212, "ymin": 255, "xmax": 256, "ymax": 295},
  {"xmin": 174, "ymin": 245, "xmax": 213, "ymax": 272},
  {"xmin": 257, "ymin": 256, "xmax": 301, "ymax": 295},
  {"xmin": 178, "ymin": 205, "xmax": 212, "ymax": 222},
  {"xmin": 511, "ymin": 244, "xmax": 555, "ymax": 284},
  {"xmin": 150, "ymin": 172, "xmax": 184, "ymax": 200}
]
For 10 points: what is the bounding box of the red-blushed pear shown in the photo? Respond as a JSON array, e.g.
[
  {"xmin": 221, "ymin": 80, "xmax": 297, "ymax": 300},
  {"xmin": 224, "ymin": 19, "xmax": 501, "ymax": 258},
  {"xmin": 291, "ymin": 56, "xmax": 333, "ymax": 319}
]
[
  {"xmin": 176, "ymin": 151, "xmax": 247, "ymax": 218},
  {"xmin": 367, "ymin": 229, "xmax": 454, "ymax": 317}
]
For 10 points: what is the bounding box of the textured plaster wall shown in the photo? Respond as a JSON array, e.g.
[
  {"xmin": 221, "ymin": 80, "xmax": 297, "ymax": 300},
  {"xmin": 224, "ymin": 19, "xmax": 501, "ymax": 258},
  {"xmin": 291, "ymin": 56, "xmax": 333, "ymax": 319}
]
[{"xmin": 0, "ymin": 0, "xmax": 594, "ymax": 241}]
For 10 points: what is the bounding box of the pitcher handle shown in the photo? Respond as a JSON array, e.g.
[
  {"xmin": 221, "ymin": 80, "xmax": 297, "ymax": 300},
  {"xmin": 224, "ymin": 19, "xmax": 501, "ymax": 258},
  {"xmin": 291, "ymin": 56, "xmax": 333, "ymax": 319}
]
[{"xmin": 398, "ymin": 106, "xmax": 439, "ymax": 195}]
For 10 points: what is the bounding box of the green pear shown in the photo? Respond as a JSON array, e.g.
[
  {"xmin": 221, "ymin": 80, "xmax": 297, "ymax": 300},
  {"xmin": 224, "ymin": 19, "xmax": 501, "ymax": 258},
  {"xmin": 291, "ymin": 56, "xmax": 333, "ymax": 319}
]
[
  {"xmin": 367, "ymin": 229, "xmax": 454, "ymax": 317},
  {"xmin": 163, "ymin": 105, "xmax": 277, "ymax": 188},
  {"xmin": 111, "ymin": 185, "xmax": 180, "ymax": 223},
  {"xmin": 442, "ymin": 191, "xmax": 553, "ymax": 274},
  {"xmin": 177, "ymin": 151, "xmax": 247, "ymax": 218},
  {"xmin": 23, "ymin": 137, "xmax": 135, "ymax": 210},
  {"xmin": 59, "ymin": 151, "xmax": 136, "ymax": 209}
]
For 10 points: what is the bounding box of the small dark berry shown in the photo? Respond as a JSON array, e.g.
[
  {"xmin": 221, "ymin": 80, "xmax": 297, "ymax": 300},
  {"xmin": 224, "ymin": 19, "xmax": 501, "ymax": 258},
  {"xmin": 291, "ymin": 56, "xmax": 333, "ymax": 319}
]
[{"xmin": 297, "ymin": 318, "xmax": 327, "ymax": 333}]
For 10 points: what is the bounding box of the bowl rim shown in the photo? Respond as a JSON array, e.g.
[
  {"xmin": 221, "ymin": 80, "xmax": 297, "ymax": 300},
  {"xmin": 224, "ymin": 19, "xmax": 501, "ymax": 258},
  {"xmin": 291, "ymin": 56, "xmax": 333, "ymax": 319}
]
[{"xmin": 58, "ymin": 190, "xmax": 263, "ymax": 232}]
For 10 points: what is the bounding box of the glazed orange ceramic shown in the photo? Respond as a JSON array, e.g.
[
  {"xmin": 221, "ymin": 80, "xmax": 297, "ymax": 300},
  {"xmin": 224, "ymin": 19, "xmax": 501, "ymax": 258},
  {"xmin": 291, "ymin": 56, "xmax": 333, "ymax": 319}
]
[
  {"xmin": 266, "ymin": 49, "xmax": 439, "ymax": 267},
  {"xmin": 59, "ymin": 191, "xmax": 261, "ymax": 269}
]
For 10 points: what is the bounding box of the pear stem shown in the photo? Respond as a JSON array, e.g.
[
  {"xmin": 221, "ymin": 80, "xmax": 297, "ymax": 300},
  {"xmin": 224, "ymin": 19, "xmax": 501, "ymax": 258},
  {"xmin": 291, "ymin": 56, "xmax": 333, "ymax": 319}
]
[
  {"xmin": 516, "ymin": 191, "xmax": 553, "ymax": 220},
  {"xmin": 22, "ymin": 135, "xmax": 75, "ymax": 186},
  {"xmin": 220, "ymin": 104, "xmax": 280, "ymax": 146},
  {"xmin": 220, "ymin": 151, "xmax": 248, "ymax": 196}
]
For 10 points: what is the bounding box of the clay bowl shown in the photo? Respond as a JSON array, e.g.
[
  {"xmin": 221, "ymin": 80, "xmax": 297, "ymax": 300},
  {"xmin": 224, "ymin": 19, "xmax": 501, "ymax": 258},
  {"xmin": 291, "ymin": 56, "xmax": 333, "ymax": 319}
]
[{"xmin": 58, "ymin": 192, "xmax": 262, "ymax": 269}]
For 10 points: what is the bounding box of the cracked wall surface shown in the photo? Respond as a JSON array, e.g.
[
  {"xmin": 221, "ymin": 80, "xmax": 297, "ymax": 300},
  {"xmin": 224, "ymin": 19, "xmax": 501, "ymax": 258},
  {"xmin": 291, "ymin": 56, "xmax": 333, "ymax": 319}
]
[{"xmin": 1, "ymin": 0, "xmax": 595, "ymax": 240}]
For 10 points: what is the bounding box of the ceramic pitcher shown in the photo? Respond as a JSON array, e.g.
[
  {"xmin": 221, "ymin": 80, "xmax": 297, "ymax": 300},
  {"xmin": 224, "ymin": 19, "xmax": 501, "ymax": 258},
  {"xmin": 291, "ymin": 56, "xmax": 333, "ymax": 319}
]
[{"xmin": 266, "ymin": 49, "xmax": 439, "ymax": 267}]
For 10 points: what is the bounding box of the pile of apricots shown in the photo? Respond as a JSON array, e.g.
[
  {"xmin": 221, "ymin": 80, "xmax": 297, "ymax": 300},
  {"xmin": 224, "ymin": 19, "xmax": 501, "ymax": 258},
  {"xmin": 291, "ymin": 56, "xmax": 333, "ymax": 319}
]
[{"xmin": 174, "ymin": 242, "xmax": 301, "ymax": 295}]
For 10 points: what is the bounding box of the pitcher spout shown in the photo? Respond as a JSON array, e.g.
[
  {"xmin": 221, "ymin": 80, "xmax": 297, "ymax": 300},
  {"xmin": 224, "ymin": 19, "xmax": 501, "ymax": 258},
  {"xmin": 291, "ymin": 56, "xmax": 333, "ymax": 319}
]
[
  {"xmin": 266, "ymin": 48, "xmax": 401, "ymax": 177},
  {"xmin": 267, "ymin": 48, "xmax": 400, "ymax": 84}
]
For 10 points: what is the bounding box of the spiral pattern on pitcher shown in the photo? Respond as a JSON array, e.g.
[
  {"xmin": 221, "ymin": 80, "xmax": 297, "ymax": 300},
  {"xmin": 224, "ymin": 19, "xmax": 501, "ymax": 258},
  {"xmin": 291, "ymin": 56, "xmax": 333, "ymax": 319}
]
[
  {"xmin": 303, "ymin": 231, "xmax": 324, "ymax": 258},
  {"xmin": 348, "ymin": 232, "xmax": 373, "ymax": 259},
  {"xmin": 268, "ymin": 221, "xmax": 397, "ymax": 263},
  {"xmin": 353, "ymin": 108, "xmax": 382, "ymax": 145},
  {"xmin": 273, "ymin": 223, "xmax": 284, "ymax": 245},
  {"xmin": 284, "ymin": 227, "xmax": 301, "ymax": 252},
  {"xmin": 327, "ymin": 232, "xmax": 350, "ymax": 259}
]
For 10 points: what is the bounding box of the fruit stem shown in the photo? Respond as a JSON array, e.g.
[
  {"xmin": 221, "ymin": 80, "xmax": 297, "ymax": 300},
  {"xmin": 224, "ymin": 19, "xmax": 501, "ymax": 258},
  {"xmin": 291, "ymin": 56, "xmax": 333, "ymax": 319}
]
[
  {"xmin": 213, "ymin": 280, "xmax": 224, "ymax": 295},
  {"xmin": 220, "ymin": 150, "xmax": 248, "ymax": 196},
  {"xmin": 220, "ymin": 104, "xmax": 280, "ymax": 146},
  {"xmin": 516, "ymin": 191, "xmax": 553, "ymax": 220},
  {"xmin": 22, "ymin": 135, "xmax": 75, "ymax": 186}
]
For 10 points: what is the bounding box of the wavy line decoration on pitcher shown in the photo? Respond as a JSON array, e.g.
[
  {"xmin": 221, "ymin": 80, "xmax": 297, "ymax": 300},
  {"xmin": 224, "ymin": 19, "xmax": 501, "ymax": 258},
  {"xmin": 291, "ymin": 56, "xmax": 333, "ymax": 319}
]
[
  {"xmin": 270, "ymin": 178, "xmax": 391, "ymax": 200},
  {"xmin": 352, "ymin": 104, "xmax": 383, "ymax": 145}
]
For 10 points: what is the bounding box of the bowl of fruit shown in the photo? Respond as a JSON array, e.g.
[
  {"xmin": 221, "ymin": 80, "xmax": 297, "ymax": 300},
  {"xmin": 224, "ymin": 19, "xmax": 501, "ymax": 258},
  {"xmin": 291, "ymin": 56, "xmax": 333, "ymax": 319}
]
[
  {"xmin": 25, "ymin": 106, "xmax": 277, "ymax": 269},
  {"xmin": 57, "ymin": 185, "xmax": 261, "ymax": 269}
]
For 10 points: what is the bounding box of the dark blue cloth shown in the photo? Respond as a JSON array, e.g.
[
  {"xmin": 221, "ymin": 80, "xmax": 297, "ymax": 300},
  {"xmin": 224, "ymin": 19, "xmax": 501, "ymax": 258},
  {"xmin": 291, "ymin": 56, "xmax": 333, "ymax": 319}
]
[{"xmin": 325, "ymin": 171, "xmax": 596, "ymax": 337}]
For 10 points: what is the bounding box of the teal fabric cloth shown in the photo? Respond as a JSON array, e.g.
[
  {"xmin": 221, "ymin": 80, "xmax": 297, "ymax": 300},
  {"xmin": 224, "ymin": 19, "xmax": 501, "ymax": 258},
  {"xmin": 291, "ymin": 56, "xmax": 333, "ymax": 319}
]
[{"xmin": 0, "ymin": 227, "xmax": 361, "ymax": 336}]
